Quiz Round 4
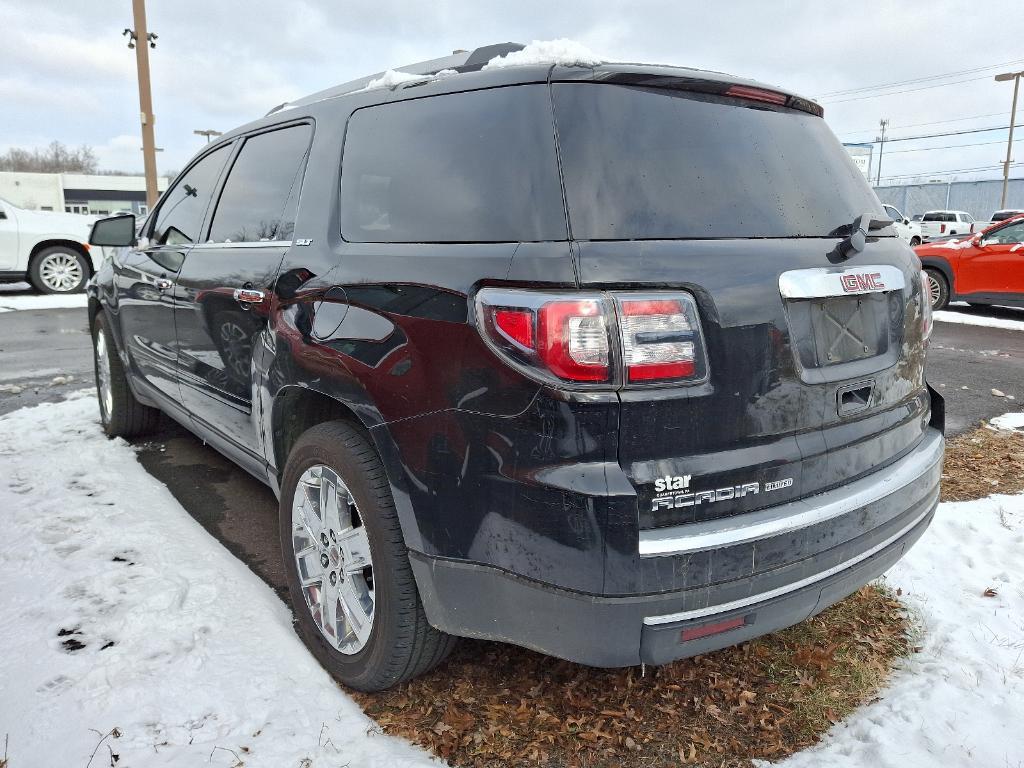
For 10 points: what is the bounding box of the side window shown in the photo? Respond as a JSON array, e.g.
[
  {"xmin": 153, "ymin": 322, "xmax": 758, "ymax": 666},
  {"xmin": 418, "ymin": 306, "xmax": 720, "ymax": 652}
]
[
  {"xmin": 340, "ymin": 85, "xmax": 566, "ymax": 243},
  {"xmin": 986, "ymin": 222, "xmax": 1024, "ymax": 245},
  {"xmin": 150, "ymin": 145, "xmax": 230, "ymax": 246},
  {"xmin": 208, "ymin": 124, "xmax": 312, "ymax": 243}
]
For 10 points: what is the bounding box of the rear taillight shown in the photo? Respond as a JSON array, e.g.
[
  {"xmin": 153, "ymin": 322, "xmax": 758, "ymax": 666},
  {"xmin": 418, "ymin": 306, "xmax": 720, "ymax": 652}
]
[
  {"xmin": 475, "ymin": 289, "xmax": 707, "ymax": 387},
  {"xmin": 940, "ymin": 223, "xmax": 947, "ymax": 234}
]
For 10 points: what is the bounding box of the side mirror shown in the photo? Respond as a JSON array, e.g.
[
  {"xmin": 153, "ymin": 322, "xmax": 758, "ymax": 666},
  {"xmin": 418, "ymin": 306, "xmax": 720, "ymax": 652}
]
[
  {"xmin": 89, "ymin": 214, "xmax": 136, "ymax": 247},
  {"xmin": 903, "ymin": 218, "xmax": 910, "ymax": 225}
]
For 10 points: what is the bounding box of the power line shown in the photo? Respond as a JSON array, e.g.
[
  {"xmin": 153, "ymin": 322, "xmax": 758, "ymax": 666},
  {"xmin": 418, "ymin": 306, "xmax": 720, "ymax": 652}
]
[
  {"xmin": 876, "ymin": 161, "xmax": 1024, "ymax": 183},
  {"xmin": 819, "ymin": 57, "xmax": 1024, "ymax": 98},
  {"xmin": 881, "ymin": 122, "xmax": 1024, "ymax": 144},
  {"xmin": 882, "ymin": 138, "xmax": 1014, "ymax": 155},
  {"xmin": 823, "ymin": 74, "xmax": 997, "ymax": 104},
  {"xmin": 838, "ymin": 112, "xmax": 1009, "ymax": 138}
]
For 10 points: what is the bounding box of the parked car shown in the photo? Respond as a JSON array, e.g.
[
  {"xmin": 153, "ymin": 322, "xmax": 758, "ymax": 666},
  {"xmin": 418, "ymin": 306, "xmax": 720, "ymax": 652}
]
[
  {"xmin": 919, "ymin": 210, "xmax": 979, "ymax": 241},
  {"xmin": 980, "ymin": 209, "xmax": 1024, "ymax": 229},
  {"xmin": 882, "ymin": 203, "xmax": 923, "ymax": 245},
  {"xmin": 0, "ymin": 196, "xmax": 97, "ymax": 293},
  {"xmin": 915, "ymin": 213, "xmax": 1024, "ymax": 309},
  {"xmin": 86, "ymin": 43, "xmax": 943, "ymax": 692}
]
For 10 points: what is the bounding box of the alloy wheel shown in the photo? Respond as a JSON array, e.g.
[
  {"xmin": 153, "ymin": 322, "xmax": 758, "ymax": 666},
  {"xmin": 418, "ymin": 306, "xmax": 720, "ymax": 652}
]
[
  {"xmin": 94, "ymin": 330, "xmax": 114, "ymax": 422},
  {"xmin": 291, "ymin": 465, "xmax": 375, "ymax": 654},
  {"xmin": 926, "ymin": 273, "xmax": 942, "ymax": 309},
  {"xmin": 39, "ymin": 252, "xmax": 83, "ymax": 292}
]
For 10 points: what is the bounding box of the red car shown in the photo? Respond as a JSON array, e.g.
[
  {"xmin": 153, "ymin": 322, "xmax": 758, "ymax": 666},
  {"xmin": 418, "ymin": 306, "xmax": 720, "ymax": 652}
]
[{"xmin": 916, "ymin": 214, "xmax": 1024, "ymax": 310}]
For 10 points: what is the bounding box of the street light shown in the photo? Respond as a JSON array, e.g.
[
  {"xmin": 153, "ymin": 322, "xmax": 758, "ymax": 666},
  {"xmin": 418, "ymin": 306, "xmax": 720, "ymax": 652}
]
[
  {"xmin": 995, "ymin": 70, "xmax": 1023, "ymax": 208},
  {"xmin": 193, "ymin": 129, "xmax": 222, "ymax": 143}
]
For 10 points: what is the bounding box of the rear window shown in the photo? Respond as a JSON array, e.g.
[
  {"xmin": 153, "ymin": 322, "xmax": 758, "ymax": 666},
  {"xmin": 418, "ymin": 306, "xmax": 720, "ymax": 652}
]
[
  {"xmin": 552, "ymin": 83, "xmax": 886, "ymax": 240},
  {"xmin": 340, "ymin": 85, "xmax": 565, "ymax": 243}
]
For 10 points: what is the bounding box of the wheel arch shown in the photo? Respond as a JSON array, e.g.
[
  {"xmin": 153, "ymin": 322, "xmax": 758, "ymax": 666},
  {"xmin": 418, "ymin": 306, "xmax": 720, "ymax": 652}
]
[
  {"xmin": 269, "ymin": 384, "xmax": 424, "ymax": 551},
  {"xmin": 919, "ymin": 256, "xmax": 955, "ymax": 295},
  {"xmin": 30, "ymin": 239, "xmax": 95, "ymax": 275}
]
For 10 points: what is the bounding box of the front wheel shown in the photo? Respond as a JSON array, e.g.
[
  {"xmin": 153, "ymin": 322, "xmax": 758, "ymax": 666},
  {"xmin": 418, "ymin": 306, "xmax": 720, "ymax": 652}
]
[
  {"xmin": 280, "ymin": 421, "xmax": 456, "ymax": 691},
  {"xmin": 924, "ymin": 268, "xmax": 949, "ymax": 311},
  {"xmin": 92, "ymin": 313, "xmax": 161, "ymax": 437},
  {"xmin": 29, "ymin": 246, "xmax": 89, "ymax": 294},
  {"xmin": 910, "ymin": 236, "xmax": 921, "ymax": 246}
]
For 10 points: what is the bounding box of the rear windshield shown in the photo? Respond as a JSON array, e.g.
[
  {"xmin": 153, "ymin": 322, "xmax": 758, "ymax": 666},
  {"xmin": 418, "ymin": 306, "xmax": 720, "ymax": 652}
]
[{"xmin": 552, "ymin": 83, "xmax": 886, "ymax": 240}]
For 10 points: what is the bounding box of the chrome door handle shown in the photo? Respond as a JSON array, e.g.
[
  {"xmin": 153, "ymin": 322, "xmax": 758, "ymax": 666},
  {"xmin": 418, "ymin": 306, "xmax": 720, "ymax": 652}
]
[
  {"xmin": 155, "ymin": 278, "xmax": 173, "ymax": 291},
  {"xmin": 233, "ymin": 288, "xmax": 266, "ymax": 308}
]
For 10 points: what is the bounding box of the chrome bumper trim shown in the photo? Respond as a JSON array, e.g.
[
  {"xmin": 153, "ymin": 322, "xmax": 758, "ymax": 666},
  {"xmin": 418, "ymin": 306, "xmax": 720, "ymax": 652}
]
[
  {"xmin": 639, "ymin": 428, "xmax": 943, "ymax": 559},
  {"xmin": 642, "ymin": 490, "xmax": 935, "ymax": 626}
]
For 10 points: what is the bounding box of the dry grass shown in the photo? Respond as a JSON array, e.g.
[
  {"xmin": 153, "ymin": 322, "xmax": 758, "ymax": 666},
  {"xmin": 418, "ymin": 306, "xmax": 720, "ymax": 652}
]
[
  {"xmin": 941, "ymin": 422, "xmax": 1024, "ymax": 502},
  {"xmin": 353, "ymin": 421, "xmax": 1018, "ymax": 767}
]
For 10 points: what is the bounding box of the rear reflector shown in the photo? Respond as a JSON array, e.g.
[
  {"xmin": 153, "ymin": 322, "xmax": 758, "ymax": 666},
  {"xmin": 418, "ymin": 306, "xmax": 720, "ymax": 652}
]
[
  {"xmin": 680, "ymin": 615, "xmax": 747, "ymax": 643},
  {"xmin": 725, "ymin": 84, "xmax": 788, "ymax": 106}
]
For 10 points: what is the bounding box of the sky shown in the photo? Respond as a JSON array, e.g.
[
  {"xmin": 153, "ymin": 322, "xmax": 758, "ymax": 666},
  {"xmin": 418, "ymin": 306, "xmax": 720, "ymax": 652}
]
[{"xmin": 1, "ymin": 0, "xmax": 1022, "ymax": 187}]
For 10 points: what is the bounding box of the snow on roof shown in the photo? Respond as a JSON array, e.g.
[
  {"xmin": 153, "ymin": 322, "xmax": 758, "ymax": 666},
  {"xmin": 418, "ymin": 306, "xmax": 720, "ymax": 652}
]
[
  {"xmin": 484, "ymin": 38, "xmax": 603, "ymax": 69},
  {"xmin": 356, "ymin": 69, "xmax": 433, "ymax": 93}
]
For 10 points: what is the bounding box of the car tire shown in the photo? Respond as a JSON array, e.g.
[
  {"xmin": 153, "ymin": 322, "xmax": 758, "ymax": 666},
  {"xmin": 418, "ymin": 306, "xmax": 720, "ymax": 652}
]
[
  {"xmin": 29, "ymin": 246, "xmax": 90, "ymax": 294},
  {"xmin": 910, "ymin": 236, "xmax": 921, "ymax": 246},
  {"xmin": 92, "ymin": 312, "xmax": 161, "ymax": 438},
  {"xmin": 280, "ymin": 421, "xmax": 457, "ymax": 692},
  {"xmin": 924, "ymin": 268, "xmax": 949, "ymax": 311}
]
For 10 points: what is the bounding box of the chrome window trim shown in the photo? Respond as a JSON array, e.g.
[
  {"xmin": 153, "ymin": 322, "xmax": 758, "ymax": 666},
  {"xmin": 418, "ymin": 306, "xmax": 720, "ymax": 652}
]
[
  {"xmin": 640, "ymin": 428, "xmax": 942, "ymax": 559},
  {"xmin": 778, "ymin": 264, "xmax": 906, "ymax": 299},
  {"xmin": 642, "ymin": 487, "xmax": 936, "ymax": 626},
  {"xmin": 190, "ymin": 240, "xmax": 293, "ymax": 249}
]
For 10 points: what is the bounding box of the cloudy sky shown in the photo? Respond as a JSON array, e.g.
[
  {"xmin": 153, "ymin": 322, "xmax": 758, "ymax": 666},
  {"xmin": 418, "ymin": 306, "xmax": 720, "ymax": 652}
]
[{"xmin": 2, "ymin": 0, "xmax": 1022, "ymax": 186}]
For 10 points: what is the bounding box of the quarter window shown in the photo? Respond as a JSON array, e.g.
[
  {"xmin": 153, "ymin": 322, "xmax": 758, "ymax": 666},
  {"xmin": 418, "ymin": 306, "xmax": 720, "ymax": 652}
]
[
  {"xmin": 340, "ymin": 86, "xmax": 566, "ymax": 243},
  {"xmin": 208, "ymin": 124, "xmax": 312, "ymax": 243},
  {"xmin": 150, "ymin": 145, "xmax": 230, "ymax": 246}
]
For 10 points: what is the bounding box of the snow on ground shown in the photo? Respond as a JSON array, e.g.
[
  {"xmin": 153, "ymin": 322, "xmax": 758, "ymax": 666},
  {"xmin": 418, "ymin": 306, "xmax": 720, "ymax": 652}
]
[
  {"xmin": 934, "ymin": 308, "xmax": 1024, "ymax": 332},
  {"xmin": 0, "ymin": 286, "xmax": 87, "ymax": 312},
  {"xmin": 484, "ymin": 38, "xmax": 604, "ymax": 69},
  {"xmin": 771, "ymin": 437, "xmax": 1024, "ymax": 766},
  {"xmin": 2, "ymin": 394, "xmax": 1023, "ymax": 767},
  {"xmin": 990, "ymin": 411, "xmax": 1024, "ymax": 431},
  {"xmin": 0, "ymin": 394, "xmax": 436, "ymax": 768}
]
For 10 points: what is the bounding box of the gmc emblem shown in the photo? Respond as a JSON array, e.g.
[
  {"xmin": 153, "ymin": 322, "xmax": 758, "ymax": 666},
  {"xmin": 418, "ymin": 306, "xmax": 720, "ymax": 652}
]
[{"xmin": 840, "ymin": 272, "xmax": 885, "ymax": 293}]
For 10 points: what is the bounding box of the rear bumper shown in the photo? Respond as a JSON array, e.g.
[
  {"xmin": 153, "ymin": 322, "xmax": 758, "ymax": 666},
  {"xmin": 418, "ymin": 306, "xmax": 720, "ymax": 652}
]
[{"xmin": 411, "ymin": 428, "xmax": 942, "ymax": 667}]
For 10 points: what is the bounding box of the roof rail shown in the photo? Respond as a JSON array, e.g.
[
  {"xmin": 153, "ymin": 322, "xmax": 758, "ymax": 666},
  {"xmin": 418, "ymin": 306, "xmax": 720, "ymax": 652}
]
[{"xmin": 267, "ymin": 42, "xmax": 524, "ymax": 115}]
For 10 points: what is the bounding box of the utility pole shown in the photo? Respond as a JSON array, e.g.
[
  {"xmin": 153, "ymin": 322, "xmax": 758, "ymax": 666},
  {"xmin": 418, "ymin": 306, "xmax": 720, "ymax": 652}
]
[
  {"xmin": 995, "ymin": 70, "xmax": 1023, "ymax": 209},
  {"xmin": 126, "ymin": 0, "xmax": 159, "ymax": 208},
  {"xmin": 875, "ymin": 118, "xmax": 889, "ymax": 187},
  {"xmin": 193, "ymin": 129, "xmax": 223, "ymax": 144}
]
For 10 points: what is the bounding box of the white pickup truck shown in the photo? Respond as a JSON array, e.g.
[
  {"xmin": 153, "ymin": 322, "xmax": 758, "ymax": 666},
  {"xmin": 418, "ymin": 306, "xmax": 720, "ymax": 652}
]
[
  {"xmin": 0, "ymin": 197, "xmax": 97, "ymax": 293},
  {"xmin": 919, "ymin": 210, "xmax": 979, "ymax": 241},
  {"xmin": 881, "ymin": 203, "xmax": 924, "ymax": 245}
]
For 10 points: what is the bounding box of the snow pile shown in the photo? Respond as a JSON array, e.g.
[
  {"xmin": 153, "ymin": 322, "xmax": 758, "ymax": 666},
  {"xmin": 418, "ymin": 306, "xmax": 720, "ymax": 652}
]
[
  {"xmin": 933, "ymin": 309, "xmax": 1024, "ymax": 331},
  {"xmin": 0, "ymin": 291, "xmax": 87, "ymax": 312},
  {"xmin": 989, "ymin": 411, "xmax": 1024, "ymax": 431},
  {"xmin": 358, "ymin": 69, "xmax": 434, "ymax": 92},
  {"xmin": 484, "ymin": 38, "xmax": 603, "ymax": 69},
  {"xmin": 0, "ymin": 395, "xmax": 435, "ymax": 767},
  {"xmin": 770, "ymin": 432, "xmax": 1024, "ymax": 766}
]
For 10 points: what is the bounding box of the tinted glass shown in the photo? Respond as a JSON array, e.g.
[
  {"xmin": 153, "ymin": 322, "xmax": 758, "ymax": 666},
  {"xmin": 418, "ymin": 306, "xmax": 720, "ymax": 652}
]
[
  {"xmin": 554, "ymin": 84, "xmax": 886, "ymax": 240},
  {"xmin": 209, "ymin": 125, "xmax": 312, "ymax": 243},
  {"xmin": 151, "ymin": 145, "xmax": 229, "ymax": 246},
  {"xmin": 340, "ymin": 86, "xmax": 565, "ymax": 243},
  {"xmin": 986, "ymin": 221, "xmax": 1024, "ymax": 244}
]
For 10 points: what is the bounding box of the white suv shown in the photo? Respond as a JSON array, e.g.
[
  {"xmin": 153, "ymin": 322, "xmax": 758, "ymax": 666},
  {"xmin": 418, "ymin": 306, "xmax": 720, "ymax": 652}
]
[
  {"xmin": 0, "ymin": 196, "xmax": 97, "ymax": 293},
  {"xmin": 882, "ymin": 203, "xmax": 923, "ymax": 246}
]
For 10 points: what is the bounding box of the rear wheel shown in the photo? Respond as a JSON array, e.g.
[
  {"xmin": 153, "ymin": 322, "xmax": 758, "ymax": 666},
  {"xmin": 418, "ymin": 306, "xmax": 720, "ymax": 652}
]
[
  {"xmin": 910, "ymin": 236, "xmax": 921, "ymax": 246},
  {"xmin": 280, "ymin": 421, "xmax": 456, "ymax": 691},
  {"xmin": 29, "ymin": 246, "xmax": 89, "ymax": 294},
  {"xmin": 924, "ymin": 268, "xmax": 949, "ymax": 311},
  {"xmin": 92, "ymin": 313, "xmax": 161, "ymax": 437}
]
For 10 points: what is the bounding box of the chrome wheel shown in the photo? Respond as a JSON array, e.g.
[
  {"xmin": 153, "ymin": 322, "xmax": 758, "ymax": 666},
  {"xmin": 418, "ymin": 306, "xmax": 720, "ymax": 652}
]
[
  {"xmin": 38, "ymin": 251, "xmax": 84, "ymax": 292},
  {"xmin": 292, "ymin": 465, "xmax": 374, "ymax": 654},
  {"xmin": 94, "ymin": 330, "xmax": 114, "ymax": 421},
  {"xmin": 926, "ymin": 272, "xmax": 942, "ymax": 309}
]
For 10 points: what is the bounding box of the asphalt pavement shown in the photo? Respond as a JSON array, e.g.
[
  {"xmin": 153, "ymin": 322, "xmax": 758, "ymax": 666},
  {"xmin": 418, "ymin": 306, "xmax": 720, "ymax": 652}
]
[{"xmin": 2, "ymin": 293, "xmax": 1023, "ymax": 595}]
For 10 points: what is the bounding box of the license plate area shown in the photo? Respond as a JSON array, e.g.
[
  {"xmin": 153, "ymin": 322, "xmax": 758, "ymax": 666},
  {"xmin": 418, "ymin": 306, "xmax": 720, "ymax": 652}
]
[{"xmin": 808, "ymin": 293, "xmax": 888, "ymax": 366}]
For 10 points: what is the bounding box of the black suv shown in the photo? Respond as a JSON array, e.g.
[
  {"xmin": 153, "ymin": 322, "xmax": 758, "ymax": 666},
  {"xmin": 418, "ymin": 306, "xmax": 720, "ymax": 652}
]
[{"xmin": 87, "ymin": 43, "xmax": 944, "ymax": 692}]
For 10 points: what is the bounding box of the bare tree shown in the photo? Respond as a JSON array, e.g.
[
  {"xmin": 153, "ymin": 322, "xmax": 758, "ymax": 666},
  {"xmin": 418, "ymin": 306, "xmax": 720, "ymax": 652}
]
[{"xmin": 0, "ymin": 141, "xmax": 98, "ymax": 173}]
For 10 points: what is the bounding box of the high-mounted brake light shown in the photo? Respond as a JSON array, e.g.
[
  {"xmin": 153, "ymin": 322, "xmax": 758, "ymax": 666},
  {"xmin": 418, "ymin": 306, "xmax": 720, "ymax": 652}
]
[
  {"xmin": 724, "ymin": 84, "xmax": 788, "ymax": 106},
  {"xmin": 475, "ymin": 289, "xmax": 707, "ymax": 387}
]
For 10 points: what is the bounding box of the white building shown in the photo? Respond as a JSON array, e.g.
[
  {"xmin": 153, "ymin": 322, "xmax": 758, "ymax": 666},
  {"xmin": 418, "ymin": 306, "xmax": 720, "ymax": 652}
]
[{"xmin": 0, "ymin": 171, "xmax": 169, "ymax": 216}]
